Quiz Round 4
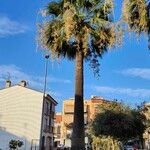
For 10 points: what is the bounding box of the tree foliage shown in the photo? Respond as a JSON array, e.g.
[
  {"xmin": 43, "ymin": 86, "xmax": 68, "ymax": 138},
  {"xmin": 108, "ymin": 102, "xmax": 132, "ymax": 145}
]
[
  {"xmin": 92, "ymin": 136, "xmax": 122, "ymax": 150},
  {"xmin": 122, "ymin": 0, "xmax": 150, "ymax": 47},
  {"xmin": 9, "ymin": 140, "xmax": 23, "ymax": 150},
  {"xmin": 91, "ymin": 102, "xmax": 148, "ymax": 142},
  {"xmin": 38, "ymin": 0, "xmax": 122, "ymax": 76},
  {"xmin": 38, "ymin": 0, "xmax": 150, "ymax": 75},
  {"xmin": 122, "ymin": 0, "xmax": 148, "ymax": 33}
]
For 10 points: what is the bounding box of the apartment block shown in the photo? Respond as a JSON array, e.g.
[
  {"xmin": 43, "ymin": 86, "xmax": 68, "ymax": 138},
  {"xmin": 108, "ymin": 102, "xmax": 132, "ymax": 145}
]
[
  {"xmin": 0, "ymin": 80, "xmax": 57, "ymax": 150},
  {"xmin": 60, "ymin": 96, "xmax": 112, "ymax": 147},
  {"xmin": 54, "ymin": 112, "xmax": 62, "ymax": 148},
  {"xmin": 57, "ymin": 98, "xmax": 150, "ymax": 149}
]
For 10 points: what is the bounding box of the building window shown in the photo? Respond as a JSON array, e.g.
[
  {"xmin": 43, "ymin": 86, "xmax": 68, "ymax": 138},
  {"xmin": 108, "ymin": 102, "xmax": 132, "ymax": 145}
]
[
  {"xmin": 57, "ymin": 126, "xmax": 61, "ymax": 134},
  {"xmin": 52, "ymin": 103, "xmax": 55, "ymax": 112},
  {"xmin": 41, "ymin": 136, "xmax": 45, "ymax": 149},
  {"xmin": 49, "ymin": 117, "xmax": 51, "ymax": 126},
  {"xmin": 51, "ymin": 127, "xmax": 54, "ymax": 133},
  {"xmin": 45, "ymin": 101, "xmax": 49, "ymax": 114},
  {"xmin": 65, "ymin": 105, "xmax": 73, "ymax": 113},
  {"xmin": 50, "ymin": 102, "xmax": 52, "ymax": 112},
  {"xmin": 51, "ymin": 111, "xmax": 55, "ymax": 119},
  {"xmin": 44, "ymin": 118, "xmax": 49, "ymax": 132},
  {"xmin": 94, "ymin": 104, "xmax": 99, "ymax": 108},
  {"xmin": 45, "ymin": 118, "xmax": 48, "ymax": 126}
]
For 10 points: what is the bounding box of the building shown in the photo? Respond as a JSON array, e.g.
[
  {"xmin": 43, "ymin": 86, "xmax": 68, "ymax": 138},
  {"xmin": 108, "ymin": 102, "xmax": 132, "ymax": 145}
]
[
  {"xmin": 54, "ymin": 112, "xmax": 62, "ymax": 148},
  {"xmin": 143, "ymin": 102, "xmax": 150, "ymax": 149},
  {"xmin": 60, "ymin": 96, "xmax": 112, "ymax": 147},
  {"xmin": 0, "ymin": 80, "xmax": 57, "ymax": 150},
  {"xmin": 53, "ymin": 97, "xmax": 150, "ymax": 149}
]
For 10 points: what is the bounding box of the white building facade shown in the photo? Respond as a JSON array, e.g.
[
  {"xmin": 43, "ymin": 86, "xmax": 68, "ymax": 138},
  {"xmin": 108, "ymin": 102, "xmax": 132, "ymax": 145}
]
[{"xmin": 0, "ymin": 81, "xmax": 57, "ymax": 150}]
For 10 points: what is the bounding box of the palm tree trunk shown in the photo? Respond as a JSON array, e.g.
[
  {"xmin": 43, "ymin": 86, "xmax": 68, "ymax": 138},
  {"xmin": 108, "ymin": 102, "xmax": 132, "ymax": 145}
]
[{"xmin": 71, "ymin": 51, "xmax": 85, "ymax": 150}]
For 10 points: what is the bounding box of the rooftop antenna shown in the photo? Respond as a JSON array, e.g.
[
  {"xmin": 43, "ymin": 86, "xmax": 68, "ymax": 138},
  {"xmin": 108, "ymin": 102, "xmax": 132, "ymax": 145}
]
[{"xmin": 2, "ymin": 72, "xmax": 11, "ymax": 81}]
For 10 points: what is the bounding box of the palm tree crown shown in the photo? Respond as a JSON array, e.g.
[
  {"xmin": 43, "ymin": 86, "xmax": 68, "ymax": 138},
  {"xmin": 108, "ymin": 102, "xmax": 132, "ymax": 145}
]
[{"xmin": 39, "ymin": 0, "xmax": 120, "ymax": 66}]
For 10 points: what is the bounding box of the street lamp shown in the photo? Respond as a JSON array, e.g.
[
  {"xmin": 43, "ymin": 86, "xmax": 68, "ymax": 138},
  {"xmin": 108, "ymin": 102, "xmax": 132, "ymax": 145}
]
[
  {"xmin": 148, "ymin": 129, "xmax": 150, "ymax": 150},
  {"xmin": 39, "ymin": 54, "xmax": 50, "ymax": 150}
]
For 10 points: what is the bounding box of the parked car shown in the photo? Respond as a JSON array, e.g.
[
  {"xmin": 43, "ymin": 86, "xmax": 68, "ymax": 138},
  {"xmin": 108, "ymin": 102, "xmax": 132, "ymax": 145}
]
[
  {"xmin": 85, "ymin": 143, "xmax": 92, "ymax": 150},
  {"xmin": 57, "ymin": 144, "xmax": 64, "ymax": 150},
  {"xmin": 124, "ymin": 140, "xmax": 142, "ymax": 150}
]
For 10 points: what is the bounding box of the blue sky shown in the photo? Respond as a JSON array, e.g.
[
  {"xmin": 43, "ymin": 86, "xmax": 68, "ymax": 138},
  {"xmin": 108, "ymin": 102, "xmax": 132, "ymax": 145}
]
[{"xmin": 0, "ymin": 0, "xmax": 150, "ymax": 111}]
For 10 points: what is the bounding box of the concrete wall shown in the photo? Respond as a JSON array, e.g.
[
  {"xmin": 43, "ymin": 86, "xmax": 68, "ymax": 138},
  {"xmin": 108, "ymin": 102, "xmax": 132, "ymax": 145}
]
[{"xmin": 0, "ymin": 86, "xmax": 43, "ymax": 150}]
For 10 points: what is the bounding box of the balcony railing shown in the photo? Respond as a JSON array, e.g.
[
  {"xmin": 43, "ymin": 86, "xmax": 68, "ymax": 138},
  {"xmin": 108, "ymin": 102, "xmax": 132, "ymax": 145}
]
[
  {"xmin": 44, "ymin": 110, "xmax": 55, "ymax": 118},
  {"xmin": 64, "ymin": 106, "xmax": 88, "ymax": 114},
  {"xmin": 43, "ymin": 125, "xmax": 52, "ymax": 133},
  {"xmin": 54, "ymin": 134, "xmax": 61, "ymax": 139},
  {"xmin": 44, "ymin": 109, "xmax": 50, "ymax": 116}
]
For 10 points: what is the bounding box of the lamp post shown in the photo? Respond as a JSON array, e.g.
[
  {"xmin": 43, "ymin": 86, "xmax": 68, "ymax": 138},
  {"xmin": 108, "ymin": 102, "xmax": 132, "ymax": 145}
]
[
  {"xmin": 148, "ymin": 129, "xmax": 150, "ymax": 150},
  {"xmin": 39, "ymin": 54, "xmax": 50, "ymax": 150}
]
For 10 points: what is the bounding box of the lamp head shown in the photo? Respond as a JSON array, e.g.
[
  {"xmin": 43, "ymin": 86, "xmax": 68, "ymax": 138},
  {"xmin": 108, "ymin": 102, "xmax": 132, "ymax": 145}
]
[{"xmin": 45, "ymin": 54, "xmax": 49, "ymax": 59}]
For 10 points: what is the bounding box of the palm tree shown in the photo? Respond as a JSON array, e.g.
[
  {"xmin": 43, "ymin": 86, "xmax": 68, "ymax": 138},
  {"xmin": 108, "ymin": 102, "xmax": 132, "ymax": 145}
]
[{"xmin": 38, "ymin": 0, "xmax": 120, "ymax": 149}]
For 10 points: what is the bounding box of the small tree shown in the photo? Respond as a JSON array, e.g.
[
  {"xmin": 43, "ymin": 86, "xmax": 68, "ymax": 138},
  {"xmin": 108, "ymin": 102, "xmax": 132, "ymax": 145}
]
[
  {"xmin": 9, "ymin": 140, "xmax": 23, "ymax": 150},
  {"xmin": 91, "ymin": 102, "xmax": 148, "ymax": 149}
]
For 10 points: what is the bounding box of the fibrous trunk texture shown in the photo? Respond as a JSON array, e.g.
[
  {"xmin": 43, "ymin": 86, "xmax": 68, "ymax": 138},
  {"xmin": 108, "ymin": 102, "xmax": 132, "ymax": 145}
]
[{"xmin": 71, "ymin": 51, "xmax": 85, "ymax": 150}]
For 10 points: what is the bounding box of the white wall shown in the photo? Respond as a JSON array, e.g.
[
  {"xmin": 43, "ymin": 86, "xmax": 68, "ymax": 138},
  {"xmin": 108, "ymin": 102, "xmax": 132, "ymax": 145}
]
[{"xmin": 0, "ymin": 86, "xmax": 43, "ymax": 150}]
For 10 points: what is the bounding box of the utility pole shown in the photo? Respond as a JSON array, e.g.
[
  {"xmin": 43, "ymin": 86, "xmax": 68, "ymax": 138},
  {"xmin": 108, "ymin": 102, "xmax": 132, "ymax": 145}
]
[
  {"xmin": 148, "ymin": 129, "xmax": 150, "ymax": 149},
  {"xmin": 39, "ymin": 54, "xmax": 50, "ymax": 150}
]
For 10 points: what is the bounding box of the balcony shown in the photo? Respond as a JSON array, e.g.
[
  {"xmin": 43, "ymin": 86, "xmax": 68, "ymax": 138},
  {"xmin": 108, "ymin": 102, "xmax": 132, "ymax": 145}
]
[
  {"xmin": 66, "ymin": 133, "xmax": 72, "ymax": 139},
  {"xmin": 43, "ymin": 125, "xmax": 52, "ymax": 133},
  {"xmin": 54, "ymin": 134, "xmax": 61, "ymax": 139},
  {"xmin": 44, "ymin": 110, "xmax": 55, "ymax": 118},
  {"xmin": 44, "ymin": 111, "xmax": 49, "ymax": 116},
  {"xmin": 64, "ymin": 107, "xmax": 74, "ymax": 114},
  {"xmin": 64, "ymin": 106, "xmax": 88, "ymax": 114}
]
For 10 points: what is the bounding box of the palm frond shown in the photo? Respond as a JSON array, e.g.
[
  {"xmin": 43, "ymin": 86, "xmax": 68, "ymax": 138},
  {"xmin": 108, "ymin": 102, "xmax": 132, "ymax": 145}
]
[
  {"xmin": 47, "ymin": 1, "xmax": 63, "ymax": 17},
  {"xmin": 122, "ymin": 0, "xmax": 148, "ymax": 33},
  {"xmin": 147, "ymin": 2, "xmax": 150, "ymax": 48},
  {"xmin": 63, "ymin": 3, "xmax": 77, "ymax": 41},
  {"xmin": 38, "ymin": 0, "xmax": 119, "ymax": 75}
]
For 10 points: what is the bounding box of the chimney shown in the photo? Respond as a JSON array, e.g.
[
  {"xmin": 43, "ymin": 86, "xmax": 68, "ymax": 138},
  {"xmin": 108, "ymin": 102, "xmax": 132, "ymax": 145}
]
[
  {"xmin": 91, "ymin": 95, "xmax": 95, "ymax": 99},
  {"xmin": 6, "ymin": 80, "xmax": 11, "ymax": 88},
  {"xmin": 19, "ymin": 80, "xmax": 27, "ymax": 87}
]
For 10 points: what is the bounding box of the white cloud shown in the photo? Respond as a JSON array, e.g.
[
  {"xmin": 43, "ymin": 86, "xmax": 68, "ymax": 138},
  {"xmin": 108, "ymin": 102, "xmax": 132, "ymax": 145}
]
[
  {"xmin": 93, "ymin": 85, "xmax": 150, "ymax": 98},
  {"xmin": 36, "ymin": 76, "xmax": 71, "ymax": 84},
  {"xmin": 0, "ymin": 15, "xmax": 29, "ymax": 37},
  {"xmin": 119, "ymin": 68, "xmax": 150, "ymax": 80},
  {"xmin": 0, "ymin": 65, "xmax": 71, "ymax": 97},
  {"xmin": 0, "ymin": 65, "xmax": 42, "ymax": 87},
  {"xmin": 47, "ymin": 77, "xmax": 71, "ymax": 84}
]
